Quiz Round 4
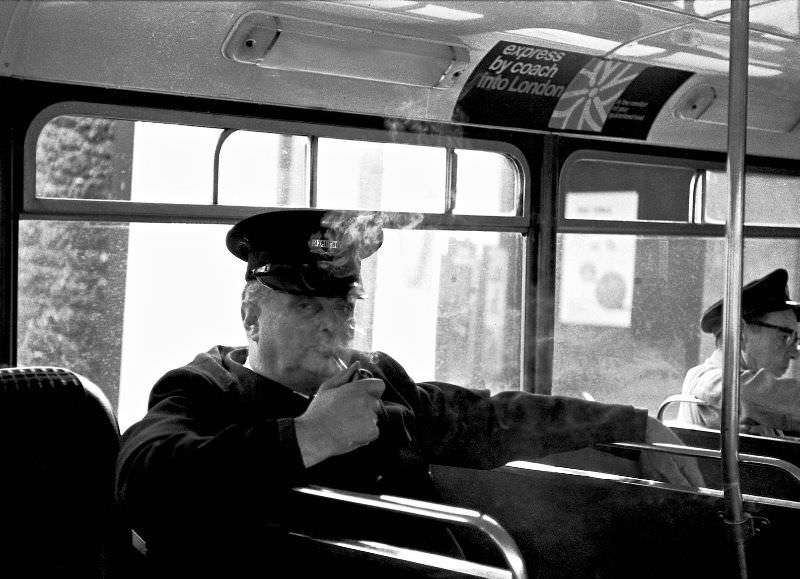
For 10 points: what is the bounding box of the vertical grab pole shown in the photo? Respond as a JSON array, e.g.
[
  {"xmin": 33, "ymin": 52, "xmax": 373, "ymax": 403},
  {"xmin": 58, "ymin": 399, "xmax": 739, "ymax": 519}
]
[{"xmin": 722, "ymin": 1, "xmax": 750, "ymax": 578}]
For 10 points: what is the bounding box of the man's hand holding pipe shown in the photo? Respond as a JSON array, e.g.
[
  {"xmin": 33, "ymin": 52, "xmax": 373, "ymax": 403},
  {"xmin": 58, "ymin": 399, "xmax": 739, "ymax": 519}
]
[{"xmin": 295, "ymin": 361, "xmax": 385, "ymax": 468}]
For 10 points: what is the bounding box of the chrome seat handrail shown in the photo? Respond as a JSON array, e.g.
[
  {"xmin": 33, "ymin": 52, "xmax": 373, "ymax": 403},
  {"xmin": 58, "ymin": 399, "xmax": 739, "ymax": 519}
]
[
  {"xmin": 656, "ymin": 394, "xmax": 711, "ymax": 421},
  {"xmin": 597, "ymin": 441, "xmax": 800, "ymax": 486},
  {"xmin": 292, "ymin": 484, "xmax": 527, "ymax": 579}
]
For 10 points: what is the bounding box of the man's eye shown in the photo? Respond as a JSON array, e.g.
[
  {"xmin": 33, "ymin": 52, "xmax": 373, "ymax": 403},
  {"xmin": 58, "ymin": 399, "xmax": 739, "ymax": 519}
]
[{"xmin": 295, "ymin": 299, "xmax": 319, "ymax": 312}]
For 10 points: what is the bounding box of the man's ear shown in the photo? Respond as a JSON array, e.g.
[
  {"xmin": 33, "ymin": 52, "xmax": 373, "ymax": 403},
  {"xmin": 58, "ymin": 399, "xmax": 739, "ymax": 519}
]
[
  {"xmin": 242, "ymin": 302, "xmax": 260, "ymax": 342},
  {"xmin": 740, "ymin": 319, "xmax": 750, "ymax": 346}
]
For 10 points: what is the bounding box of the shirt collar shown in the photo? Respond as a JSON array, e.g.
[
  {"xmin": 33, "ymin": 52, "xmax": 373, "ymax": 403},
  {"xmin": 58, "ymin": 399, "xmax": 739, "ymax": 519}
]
[{"xmin": 710, "ymin": 347, "xmax": 751, "ymax": 370}]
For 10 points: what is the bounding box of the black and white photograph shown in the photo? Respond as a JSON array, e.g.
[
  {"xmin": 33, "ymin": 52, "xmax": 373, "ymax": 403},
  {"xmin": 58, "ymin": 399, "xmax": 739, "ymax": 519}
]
[{"xmin": 2, "ymin": 1, "xmax": 800, "ymax": 577}]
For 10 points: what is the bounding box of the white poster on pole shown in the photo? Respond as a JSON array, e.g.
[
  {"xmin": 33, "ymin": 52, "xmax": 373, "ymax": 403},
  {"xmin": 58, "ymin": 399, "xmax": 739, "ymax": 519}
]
[{"xmin": 559, "ymin": 192, "xmax": 638, "ymax": 327}]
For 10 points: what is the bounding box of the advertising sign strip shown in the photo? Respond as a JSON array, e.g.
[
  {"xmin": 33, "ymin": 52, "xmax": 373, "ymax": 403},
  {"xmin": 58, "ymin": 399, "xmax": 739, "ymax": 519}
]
[{"xmin": 454, "ymin": 41, "xmax": 693, "ymax": 140}]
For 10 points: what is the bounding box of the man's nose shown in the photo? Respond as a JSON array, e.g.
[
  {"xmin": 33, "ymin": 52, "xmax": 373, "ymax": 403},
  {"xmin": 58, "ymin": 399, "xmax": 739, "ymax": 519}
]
[{"xmin": 318, "ymin": 304, "xmax": 350, "ymax": 334}]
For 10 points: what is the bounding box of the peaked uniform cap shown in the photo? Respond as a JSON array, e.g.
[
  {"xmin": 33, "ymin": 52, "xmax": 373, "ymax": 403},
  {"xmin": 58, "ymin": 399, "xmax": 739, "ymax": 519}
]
[
  {"xmin": 226, "ymin": 209, "xmax": 383, "ymax": 298},
  {"xmin": 700, "ymin": 268, "xmax": 800, "ymax": 334}
]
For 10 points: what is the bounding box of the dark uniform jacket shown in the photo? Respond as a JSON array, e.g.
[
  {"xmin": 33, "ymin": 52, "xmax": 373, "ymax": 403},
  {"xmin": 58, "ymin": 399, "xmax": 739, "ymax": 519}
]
[{"xmin": 116, "ymin": 346, "xmax": 647, "ymax": 577}]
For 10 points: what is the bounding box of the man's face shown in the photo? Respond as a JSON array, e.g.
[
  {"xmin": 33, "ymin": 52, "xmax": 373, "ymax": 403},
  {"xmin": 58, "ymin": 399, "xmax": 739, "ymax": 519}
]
[
  {"xmin": 254, "ymin": 290, "xmax": 356, "ymax": 388},
  {"xmin": 743, "ymin": 309, "xmax": 799, "ymax": 376}
]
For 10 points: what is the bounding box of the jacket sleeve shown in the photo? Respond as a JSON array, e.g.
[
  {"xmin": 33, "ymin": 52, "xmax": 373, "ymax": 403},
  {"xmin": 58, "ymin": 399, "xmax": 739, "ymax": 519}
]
[
  {"xmin": 412, "ymin": 381, "xmax": 648, "ymax": 468},
  {"xmin": 368, "ymin": 352, "xmax": 648, "ymax": 470},
  {"xmin": 115, "ymin": 368, "xmax": 307, "ymax": 540}
]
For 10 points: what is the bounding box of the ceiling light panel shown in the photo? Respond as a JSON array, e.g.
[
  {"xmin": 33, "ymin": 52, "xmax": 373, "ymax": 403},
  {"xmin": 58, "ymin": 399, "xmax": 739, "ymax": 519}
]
[
  {"xmin": 507, "ymin": 28, "xmax": 621, "ymax": 53},
  {"xmin": 342, "ymin": 1, "xmax": 420, "ymax": 8},
  {"xmin": 406, "ymin": 4, "xmax": 483, "ymax": 21},
  {"xmin": 222, "ymin": 11, "xmax": 470, "ymax": 88},
  {"xmin": 629, "ymin": 0, "xmax": 774, "ymax": 19}
]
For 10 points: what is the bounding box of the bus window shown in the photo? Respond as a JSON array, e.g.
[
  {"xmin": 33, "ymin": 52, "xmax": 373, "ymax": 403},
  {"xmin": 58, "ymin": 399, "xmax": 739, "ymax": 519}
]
[
  {"xmin": 127, "ymin": 122, "xmax": 222, "ymax": 204},
  {"xmin": 554, "ymin": 152, "xmax": 800, "ymax": 413},
  {"xmin": 36, "ymin": 117, "xmax": 222, "ymax": 204},
  {"xmin": 453, "ymin": 149, "xmax": 520, "ymax": 216},
  {"xmin": 554, "ymin": 233, "xmax": 704, "ymax": 411},
  {"xmin": 561, "ymin": 155, "xmax": 697, "ymax": 222},
  {"xmin": 554, "ymin": 234, "xmax": 800, "ymax": 414},
  {"xmin": 702, "ymin": 169, "xmax": 800, "ymax": 226},
  {"xmin": 316, "ymin": 139, "xmax": 520, "ymax": 215},
  {"xmin": 35, "ymin": 116, "xmax": 135, "ymax": 202},
  {"xmin": 17, "ymin": 220, "xmax": 131, "ymax": 407},
  {"xmin": 368, "ymin": 229, "xmax": 522, "ymax": 396},
  {"xmin": 317, "ymin": 138, "xmax": 446, "ymax": 212},
  {"xmin": 218, "ymin": 131, "xmax": 309, "ymax": 207},
  {"xmin": 20, "ymin": 108, "xmax": 526, "ymax": 429}
]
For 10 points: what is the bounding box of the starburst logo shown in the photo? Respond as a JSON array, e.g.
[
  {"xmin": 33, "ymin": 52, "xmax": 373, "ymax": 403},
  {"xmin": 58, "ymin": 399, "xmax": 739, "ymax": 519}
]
[{"xmin": 549, "ymin": 59, "xmax": 644, "ymax": 132}]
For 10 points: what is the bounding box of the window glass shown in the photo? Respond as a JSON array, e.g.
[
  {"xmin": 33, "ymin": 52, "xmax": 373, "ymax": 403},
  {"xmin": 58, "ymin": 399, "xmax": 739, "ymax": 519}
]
[
  {"xmin": 453, "ymin": 149, "xmax": 520, "ymax": 215},
  {"xmin": 17, "ymin": 220, "xmax": 130, "ymax": 407},
  {"xmin": 316, "ymin": 138, "xmax": 446, "ymax": 212},
  {"xmin": 26, "ymin": 111, "xmax": 527, "ymax": 428},
  {"xmin": 17, "ymin": 221, "xmax": 244, "ymax": 430},
  {"xmin": 368, "ymin": 229, "xmax": 523, "ymax": 393},
  {"xmin": 18, "ymin": 221, "xmax": 523, "ymax": 431},
  {"xmin": 129, "ymin": 122, "xmax": 222, "ymax": 203},
  {"xmin": 703, "ymin": 170, "xmax": 800, "ymax": 226},
  {"xmin": 217, "ymin": 131, "xmax": 309, "ymax": 207},
  {"xmin": 36, "ymin": 117, "xmax": 224, "ymax": 204},
  {"xmin": 36, "ymin": 116, "xmax": 525, "ymax": 216},
  {"xmin": 552, "ymin": 234, "xmax": 800, "ymax": 414},
  {"xmin": 562, "ymin": 158, "xmax": 695, "ymax": 222},
  {"xmin": 36, "ymin": 116, "xmax": 135, "ymax": 201}
]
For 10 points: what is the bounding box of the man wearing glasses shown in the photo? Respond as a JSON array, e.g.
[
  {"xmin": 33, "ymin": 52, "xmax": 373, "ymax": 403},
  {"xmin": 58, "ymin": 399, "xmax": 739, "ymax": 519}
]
[{"xmin": 681, "ymin": 268, "xmax": 800, "ymax": 436}]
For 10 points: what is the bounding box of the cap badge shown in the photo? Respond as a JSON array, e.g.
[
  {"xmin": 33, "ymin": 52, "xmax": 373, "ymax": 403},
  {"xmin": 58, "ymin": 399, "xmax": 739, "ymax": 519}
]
[{"xmin": 308, "ymin": 233, "xmax": 341, "ymax": 256}]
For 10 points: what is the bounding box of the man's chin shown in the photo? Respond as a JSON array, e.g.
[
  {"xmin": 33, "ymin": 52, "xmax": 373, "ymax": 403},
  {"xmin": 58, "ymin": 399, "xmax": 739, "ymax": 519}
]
[
  {"xmin": 773, "ymin": 364, "xmax": 790, "ymax": 377},
  {"xmin": 306, "ymin": 357, "xmax": 339, "ymax": 380}
]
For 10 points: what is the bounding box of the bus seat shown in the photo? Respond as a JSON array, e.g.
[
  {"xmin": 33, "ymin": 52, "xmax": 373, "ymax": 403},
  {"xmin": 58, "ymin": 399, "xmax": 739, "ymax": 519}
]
[
  {"xmin": 532, "ymin": 436, "xmax": 800, "ymax": 502},
  {"xmin": 665, "ymin": 423, "xmax": 800, "ymax": 498},
  {"xmin": 431, "ymin": 461, "xmax": 800, "ymax": 579},
  {"xmin": 288, "ymin": 485, "xmax": 526, "ymax": 578},
  {"xmin": 130, "ymin": 484, "xmax": 527, "ymax": 578},
  {"xmin": 530, "ymin": 447, "xmax": 642, "ymax": 477},
  {"xmin": 656, "ymin": 393, "xmax": 711, "ymax": 421},
  {"xmin": 0, "ymin": 366, "xmax": 131, "ymax": 578},
  {"xmin": 669, "ymin": 422, "xmax": 800, "ymax": 460},
  {"xmin": 601, "ymin": 440, "xmax": 800, "ymax": 501}
]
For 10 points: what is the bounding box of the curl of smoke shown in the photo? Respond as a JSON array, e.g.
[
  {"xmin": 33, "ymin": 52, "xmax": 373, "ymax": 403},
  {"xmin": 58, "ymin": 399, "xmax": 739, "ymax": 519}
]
[
  {"xmin": 316, "ymin": 210, "xmax": 424, "ymax": 280},
  {"xmin": 383, "ymin": 98, "xmax": 467, "ymax": 149}
]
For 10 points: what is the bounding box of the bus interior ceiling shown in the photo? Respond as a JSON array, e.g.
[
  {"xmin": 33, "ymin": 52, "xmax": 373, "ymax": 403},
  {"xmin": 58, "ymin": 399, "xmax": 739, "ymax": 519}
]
[{"xmin": 0, "ymin": 0, "xmax": 799, "ymax": 160}]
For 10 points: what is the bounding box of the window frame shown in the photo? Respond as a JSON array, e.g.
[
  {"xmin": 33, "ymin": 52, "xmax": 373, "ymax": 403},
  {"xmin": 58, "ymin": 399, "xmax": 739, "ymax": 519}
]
[
  {"xmin": 20, "ymin": 99, "xmax": 535, "ymax": 398},
  {"xmin": 559, "ymin": 150, "xmax": 719, "ymax": 237},
  {"xmin": 559, "ymin": 149, "xmax": 800, "ymax": 238},
  {"xmin": 24, "ymin": 101, "xmax": 531, "ymax": 233}
]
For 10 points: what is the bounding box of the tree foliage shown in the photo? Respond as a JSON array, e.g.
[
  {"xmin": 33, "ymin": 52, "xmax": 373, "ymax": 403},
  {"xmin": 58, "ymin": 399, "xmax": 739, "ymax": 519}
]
[{"xmin": 17, "ymin": 116, "xmax": 130, "ymax": 407}]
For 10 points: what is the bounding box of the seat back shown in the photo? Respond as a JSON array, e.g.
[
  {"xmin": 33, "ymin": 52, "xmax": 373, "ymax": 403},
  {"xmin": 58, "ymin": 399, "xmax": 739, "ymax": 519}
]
[
  {"xmin": 669, "ymin": 423, "xmax": 800, "ymax": 463},
  {"xmin": 664, "ymin": 424, "xmax": 800, "ymax": 499},
  {"xmin": 0, "ymin": 367, "xmax": 129, "ymax": 578},
  {"xmin": 131, "ymin": 482, "xmax": 526, "ymax": 578},
  {"xmin": 432, "ymin": 461, "xmax": 800, "ymax": 579}
]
